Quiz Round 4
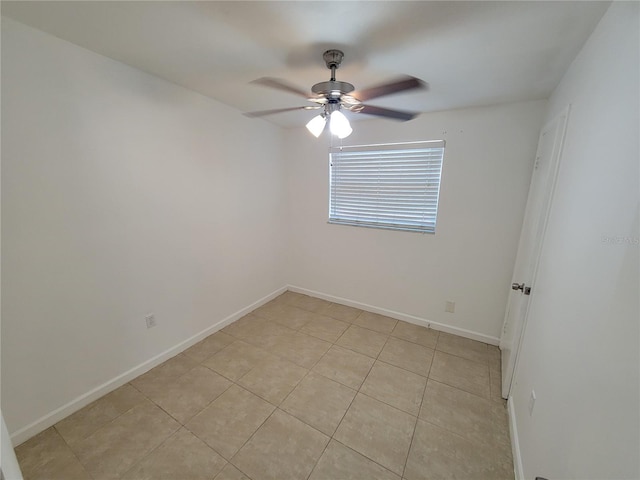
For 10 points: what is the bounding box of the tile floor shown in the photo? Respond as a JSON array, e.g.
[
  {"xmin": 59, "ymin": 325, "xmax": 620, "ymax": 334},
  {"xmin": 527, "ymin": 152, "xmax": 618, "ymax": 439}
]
[{"xmin": 15, "ymin": 291, "xmax": 513, "ymax": 480}]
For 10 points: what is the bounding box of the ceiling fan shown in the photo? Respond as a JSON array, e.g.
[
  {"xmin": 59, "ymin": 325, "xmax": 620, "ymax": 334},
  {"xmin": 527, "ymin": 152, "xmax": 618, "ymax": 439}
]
[{"xmin": 244, "ymin": 49, "xmax": 427, "ymax": 139}]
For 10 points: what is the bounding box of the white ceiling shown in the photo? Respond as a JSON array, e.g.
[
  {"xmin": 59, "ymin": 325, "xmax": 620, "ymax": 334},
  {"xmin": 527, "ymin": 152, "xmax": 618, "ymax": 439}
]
[{"xmin": 2, "ymin": 1, "xmax": 609, "ymax": 128}]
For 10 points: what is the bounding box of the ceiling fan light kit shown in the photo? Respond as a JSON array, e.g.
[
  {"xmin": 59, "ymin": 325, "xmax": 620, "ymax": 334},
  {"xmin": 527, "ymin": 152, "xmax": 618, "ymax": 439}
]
[
  {"xmin": 245, "ymin": 49, "xmax": 427, "ymax": 139},
  {"xmin": 305, "ymin": 113, "xmax": 327, "ymax": 138},
  {"xmin": 329, "ymin": 110, "xmax": 353, "ymax": 139}
]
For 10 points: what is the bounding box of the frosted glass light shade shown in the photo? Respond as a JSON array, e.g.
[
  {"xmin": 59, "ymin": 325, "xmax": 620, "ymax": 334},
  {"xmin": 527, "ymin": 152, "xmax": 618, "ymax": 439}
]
[
  {"xmin": 306, "ymin": 114, "xmax": 327, "ymax": 137},
  {"xmin": 330, "ymin": 110, "xmax": 352, "ymax": 139}
]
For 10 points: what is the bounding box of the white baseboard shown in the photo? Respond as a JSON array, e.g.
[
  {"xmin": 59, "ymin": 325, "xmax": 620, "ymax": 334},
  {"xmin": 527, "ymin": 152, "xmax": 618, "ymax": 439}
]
[
  {"xmin": 10, "ymin": 286, "xmax": 287, "ymax": 446},
  {"xmin": 507, "ymin": 396, "xmax": 524, "ymax": 480},
  {"xmin": 287, "ymin": 285, "xmax": 500, "ymax": 346}
]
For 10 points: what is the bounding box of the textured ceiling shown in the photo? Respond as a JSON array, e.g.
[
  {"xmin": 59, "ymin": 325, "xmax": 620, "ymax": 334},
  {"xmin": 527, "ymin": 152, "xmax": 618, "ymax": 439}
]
[{"xmin": 2, "ymin": 1, "xmax": 610, "ymax": 127}]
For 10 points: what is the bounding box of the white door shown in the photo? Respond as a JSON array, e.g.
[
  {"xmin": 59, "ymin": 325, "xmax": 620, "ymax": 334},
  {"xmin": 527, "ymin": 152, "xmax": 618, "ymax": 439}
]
[{"xmin": 500, "ymin": 106, "xmax": 569, "ymax": 398}]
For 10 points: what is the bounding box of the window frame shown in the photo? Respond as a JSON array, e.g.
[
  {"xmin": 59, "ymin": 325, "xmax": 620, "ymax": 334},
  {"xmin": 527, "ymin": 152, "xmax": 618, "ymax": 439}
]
[{"xmin": 328, "ymin": 140, "xmax": 445, "ymax": 234}]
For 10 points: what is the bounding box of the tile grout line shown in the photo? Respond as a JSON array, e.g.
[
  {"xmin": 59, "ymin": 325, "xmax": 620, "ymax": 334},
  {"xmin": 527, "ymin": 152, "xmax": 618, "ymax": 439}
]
[
  {"xmin": 63, "ymin": 394, "xmax": 183, "ymax": 480},
  {"xmin": 304, "ymin": 318, "xmax": 382, "ymax": 480},
  {"xmin": 332, "ymin": 438, "xmax": 403, "ymax": 479},
  {"xmin": 225, "ymin": 396, "xmax": 277, "ymax": 476},
  {"xmin": 134, "ymin": 307, "xmax": 450, "ymax": 454},
  {"xmin": 401, "ymin": 361, "xmax": 430, "ymax": 479},
  {"xmin": 47, "ymin": 426, "xmax": 94, "ymax": 480},
  {"xmin": 288, "ymin": 300, "xmax": 378, "ymax": 478},
  {"xmin": 208, "ymin": 301, "xmax": 501, "ymax": 475},
  {"xmin": 55, "ymin": 384, "xmax": 177, "ymax": 479},
  {"xmin": 117, "ymin": 423, "xmax": 184, "ymax": 480},
  {"xmin": 355, "ymin": 331, "xmax": 431, "ymax": 417},
  {"xmin": 130, "ymin": 358, "xmax": 235, "ymax": 427},
  {"xmin": 219, "ymin": 304, "xmax": 336, "ymax": 479},
  {"xmin": 127, "ymin": 351, "xmax": 242, "ymax": 476},
  {"xmin": 417, "ymin": 413, "xmax": 510, "ymax": 460},
  {"xmin": 417, "ymin": 352, "xmax": 512, "ymax": 460},
  {"xmin": 54, "ymin": 382, "xmax": 145, "ymax": 451},
  {"xmin": 333, "ymin": 331, "xmax": 399, "ymax": 473},
  {"xmin": 434, "ymin": 331, "xmax": 492, "ymax": 367},
  {"xmin": 178, "ymin": 373, "xmax": 267, "ymax": 478}
]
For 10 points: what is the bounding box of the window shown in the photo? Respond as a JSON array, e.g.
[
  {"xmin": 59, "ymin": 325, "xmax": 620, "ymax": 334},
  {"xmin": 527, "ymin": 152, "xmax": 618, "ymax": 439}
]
[{"xmin": 329, "ymin": 140, "xmax": 445, "ymax": 233}]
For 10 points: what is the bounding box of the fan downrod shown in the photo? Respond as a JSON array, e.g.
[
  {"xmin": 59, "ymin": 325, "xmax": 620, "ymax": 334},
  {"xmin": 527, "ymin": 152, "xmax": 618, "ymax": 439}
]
[{"xmin": 312, "ymin": 49, "xmax": 355, "ymax": 98}]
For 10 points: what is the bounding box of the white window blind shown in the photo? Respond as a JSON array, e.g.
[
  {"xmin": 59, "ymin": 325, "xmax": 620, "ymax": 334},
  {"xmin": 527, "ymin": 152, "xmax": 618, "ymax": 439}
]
[{"xmin": 329, "ymin": 140, "xmax": 445, "ymax": 233}]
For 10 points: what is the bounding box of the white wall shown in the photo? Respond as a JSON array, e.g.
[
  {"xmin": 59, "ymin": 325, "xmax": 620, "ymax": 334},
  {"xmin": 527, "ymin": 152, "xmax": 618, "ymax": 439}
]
[
  {"xmin": 285, "ymin": 101, "xmax": 547, "ymax": 341},
  {"xmin": 1, "ymin": 18, "xmax": 287, "ymax": 439},
  {"xmin": 510, "ymin": 3, "xmax": 639, "ymax": 479}
]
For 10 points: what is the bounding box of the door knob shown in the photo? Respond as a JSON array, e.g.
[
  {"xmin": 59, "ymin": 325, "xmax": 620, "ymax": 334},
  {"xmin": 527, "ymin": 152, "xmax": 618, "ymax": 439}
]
[{"xmin": 512, "ymin": 283, "xmax": 532, "ymax": 295}]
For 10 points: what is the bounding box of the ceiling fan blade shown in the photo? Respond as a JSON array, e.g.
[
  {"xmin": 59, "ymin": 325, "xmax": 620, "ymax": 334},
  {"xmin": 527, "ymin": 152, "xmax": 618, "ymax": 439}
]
[
  {"xmin": 356, "ymin": 104, "xmax": 420, "ymax": 121},
  {"xmin": 243, "ymin": 106, "xmax": 320, "ymax": 118},
  {"xmin": 250, "ymin": 77, "xmax": 311, "ymax": 99},
  {"xmin": 352, "ymin": 76, "xmax": 427, "ymax": 102}
]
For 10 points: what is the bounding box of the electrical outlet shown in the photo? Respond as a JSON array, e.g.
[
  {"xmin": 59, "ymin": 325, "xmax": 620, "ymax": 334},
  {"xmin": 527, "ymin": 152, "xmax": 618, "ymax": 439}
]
[
  {"xmin": 528, "ymin": 390, "xmax": 537, "ymax": 416},
  {"xmin": 445, "ymin": 301, "xmax": 455, "ymax": 313},
  {"xmin": 145, "ymin": 314, "xmax": 156, "ymax": 329}
]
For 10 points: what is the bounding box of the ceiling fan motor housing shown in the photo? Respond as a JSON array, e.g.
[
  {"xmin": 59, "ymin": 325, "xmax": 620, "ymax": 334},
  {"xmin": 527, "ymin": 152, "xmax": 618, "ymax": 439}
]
[
  {"xmin": 311, "ymin": 80, "xmax": 354, "ymax": 98},
  {"xmin": 323, "ymin": 49, "xmax": 344, "ymax": 70}
]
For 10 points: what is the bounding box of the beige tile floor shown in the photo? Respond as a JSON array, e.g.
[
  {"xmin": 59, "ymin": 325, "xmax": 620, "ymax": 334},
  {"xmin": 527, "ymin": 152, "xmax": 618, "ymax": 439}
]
[{"xmin": 15, "ymin": 292, "xmax": 513, "ymax": 480}]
